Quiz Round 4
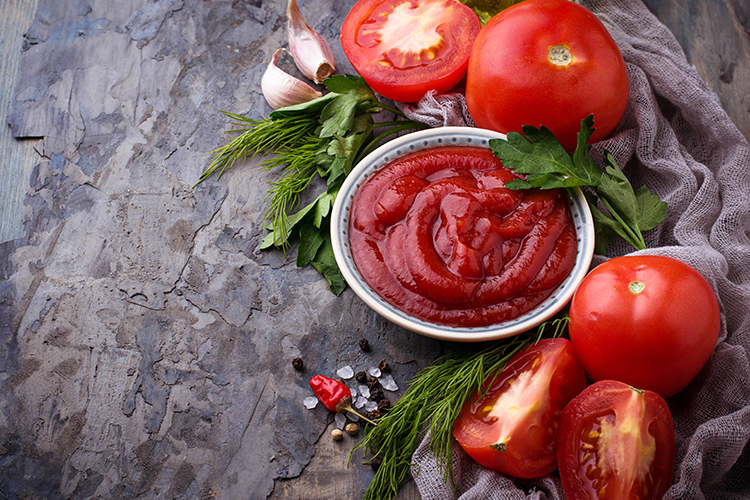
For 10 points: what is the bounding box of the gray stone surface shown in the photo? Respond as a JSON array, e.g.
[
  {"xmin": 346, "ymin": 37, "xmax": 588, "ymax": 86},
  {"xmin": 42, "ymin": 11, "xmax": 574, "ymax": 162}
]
[{"xmin": 1, "ymin": 0, "xmax": 442, "ymax": 497}]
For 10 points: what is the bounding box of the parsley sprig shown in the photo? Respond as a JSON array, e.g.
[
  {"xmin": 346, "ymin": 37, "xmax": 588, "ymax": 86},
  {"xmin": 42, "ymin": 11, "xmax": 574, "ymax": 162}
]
[
  {"xmin": 490, "ymin": 115, "xmax": 668, "ymax": 254},
  {"xmin": 196, "ymin": 75, "xmax": 427, "ymax": 294}
]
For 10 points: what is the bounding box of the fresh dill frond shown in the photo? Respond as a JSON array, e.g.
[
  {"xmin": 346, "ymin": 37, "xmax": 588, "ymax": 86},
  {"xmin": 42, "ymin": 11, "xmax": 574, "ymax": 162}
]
[
  {"xmin": 261, "ymin": 134, "xmax": 325, "ymax": 249},
  {"xmin": 195, "ymin": 112, "xmax": 319, "ymax": 186}
]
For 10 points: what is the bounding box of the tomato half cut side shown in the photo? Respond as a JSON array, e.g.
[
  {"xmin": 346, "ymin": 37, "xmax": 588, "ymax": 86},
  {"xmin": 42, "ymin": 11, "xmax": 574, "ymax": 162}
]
[
  {"xmin": 557, "ymin": 380, "xmax": 676, "ymax": 500},
  {"xmin": 453, "ymin": 338, "xmax": 587, "ymax": 478},
  {"xmin": 340, "ymin": 0, "xmax": 481, "ymax": 103}
]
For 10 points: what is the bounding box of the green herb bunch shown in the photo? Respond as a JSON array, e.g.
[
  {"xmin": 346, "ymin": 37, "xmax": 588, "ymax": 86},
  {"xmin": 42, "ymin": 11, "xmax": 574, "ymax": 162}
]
[
  {"xmin": 490, "ymin": 115, "xmax": 668, "ymax": 254},
  {"xmin": 196, "ymin": 75, "xmax": 427, "ymax": 294},
  {"xmin": 354, "ymin": 317, "xmax": 569, "ymax": 500}
]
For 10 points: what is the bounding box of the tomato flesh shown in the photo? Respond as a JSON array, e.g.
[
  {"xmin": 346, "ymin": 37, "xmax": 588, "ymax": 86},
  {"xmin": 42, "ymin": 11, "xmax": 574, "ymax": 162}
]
[
  {"xmin": 465, "ymin": 0, "xmax": 629, "ymax": 151},
  {"xmin": 568, "ymin": 255, "xmax": 721, "ymax": 398},
  {"xmin": 557, "ymin": 380, "xmax": 676, "ymax": 500},
  {"xmin": 453, "ymin": 338, "xmax": 586, "ymax": 478},
  {"xmin": 341, "ymin": 0, "xmax": 481, "ymax": 102}
]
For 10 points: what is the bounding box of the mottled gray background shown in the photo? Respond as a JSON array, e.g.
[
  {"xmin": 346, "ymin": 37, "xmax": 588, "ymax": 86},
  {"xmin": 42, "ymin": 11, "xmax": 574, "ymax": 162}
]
[{"xmin": 1, "ymin": 0, "xmax": 441, "ymax": 498}]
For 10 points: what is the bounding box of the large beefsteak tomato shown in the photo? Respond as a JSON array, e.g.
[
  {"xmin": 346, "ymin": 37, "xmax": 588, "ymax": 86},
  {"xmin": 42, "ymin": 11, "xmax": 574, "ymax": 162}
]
[
  {"xmin": 465, "ymin": 0, "xmax": 629, "ymax": 151},
  {"xmin": 557, "ymin": 380, "xmax": 676, "ymax": 500},
  {"xmin": 340, "ymin": 0, "xmax": 481, "ymax": 103},
  {"xmin": 568, "ymin": 255, "xmax": 721, "ymax": 399},
  {"xmin": 453, "ymin": 338, "xmax": 586, "ymax": 478}
]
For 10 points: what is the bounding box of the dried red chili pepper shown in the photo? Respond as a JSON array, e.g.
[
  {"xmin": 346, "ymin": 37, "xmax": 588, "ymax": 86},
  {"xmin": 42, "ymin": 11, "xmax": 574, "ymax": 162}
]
[{"xmin": 309, "ymin": 374, "xmax": 377, "ymax": 426}]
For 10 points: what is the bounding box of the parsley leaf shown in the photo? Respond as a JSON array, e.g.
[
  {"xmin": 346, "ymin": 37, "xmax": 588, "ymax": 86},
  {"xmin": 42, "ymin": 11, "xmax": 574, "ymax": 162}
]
[
  {"xmin": 490, "ymin": 115, "xmax": 667, "ymax": 253},
  {"xmin": 489, "ymin": 116, "xmax": 602, "ymax": 190}
]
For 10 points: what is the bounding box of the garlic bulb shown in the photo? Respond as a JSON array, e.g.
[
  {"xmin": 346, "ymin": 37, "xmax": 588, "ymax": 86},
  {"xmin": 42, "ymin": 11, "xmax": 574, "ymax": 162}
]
[
  {"xmin": 287, "ymin": 0, "xmax": 336, "ymax": 84},
  {"xmin": 261, "ymin": 48, "xmax": 322, "ymax": 110}
]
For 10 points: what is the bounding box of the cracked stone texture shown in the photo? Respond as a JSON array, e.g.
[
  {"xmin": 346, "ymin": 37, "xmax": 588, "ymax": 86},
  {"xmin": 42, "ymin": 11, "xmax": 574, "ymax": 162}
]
[{"xmin": 1, "ymin": 0, "xmax": 442, "ymax": 498}]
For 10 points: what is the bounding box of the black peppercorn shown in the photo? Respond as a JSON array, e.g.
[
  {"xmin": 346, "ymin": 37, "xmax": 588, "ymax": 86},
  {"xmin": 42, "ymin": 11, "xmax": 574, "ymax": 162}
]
[
  {"xmin": 370, "ymin": 456, "xmax": 383, "ymax": 470},
  {"xmin": 359, "ymin": 338, "xmax": 371, "ymax": 351},
  {"xmin": 370, "ymin": 387, "xmax": 385, "ymax": 402},
  {"xmin": 355, "ymin": 371, "xmax": 368, "ymax": 384},
  {"xmin": 367, "ymin": 375, "xmax": 381, "ymax": 390},
  {"xmin": 292, "ymin": 357, "xmax": 304, "ymax": 371},
  {"xmin": 377, "ymin": 358, "xmax": 390, "ymax": 373},
  {"xmin": 368, "ymin": 409, "xmax": 382, "ymax": 420},
  {"xmin": 377, "ymin": 398, "xmax": 391, "ymax": 411}
]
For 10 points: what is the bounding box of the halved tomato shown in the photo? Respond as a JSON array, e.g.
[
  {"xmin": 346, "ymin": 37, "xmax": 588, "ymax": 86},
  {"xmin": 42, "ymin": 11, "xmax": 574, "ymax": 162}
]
[
  {"xmin": 340, "ymin": 0, "xmax": 481, "ymax": 103},
  {"xmin": 557, "ymin": 380, "xmax": 676, "ymax": 500},
  {"xmin": 453, "ymin": 338, "xmax": 586, "ymax": 478}
]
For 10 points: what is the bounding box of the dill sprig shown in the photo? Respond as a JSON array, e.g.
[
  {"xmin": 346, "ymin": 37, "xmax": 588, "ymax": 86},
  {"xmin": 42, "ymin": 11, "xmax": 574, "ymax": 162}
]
[
  {"xmin": 354, "ymin": 316, "xmax": 570, "ymax": 500},
  {"xmin": 196, "ymin": 75, "xmax": 427, "ymax": 295},
  {"xmin": 195, "ymin": 112, "xmax": 320, "ymax": 186}
]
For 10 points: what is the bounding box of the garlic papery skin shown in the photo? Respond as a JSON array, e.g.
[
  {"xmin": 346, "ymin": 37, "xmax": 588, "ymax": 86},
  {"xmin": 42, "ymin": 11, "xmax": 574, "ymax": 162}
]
[
  {"xmin": 261, "ymin": 48, "xmax": 322, "ymax": 110},
  {"xmin": 287, "ymin": 0, "xmax": 335, "ymax": 84}
]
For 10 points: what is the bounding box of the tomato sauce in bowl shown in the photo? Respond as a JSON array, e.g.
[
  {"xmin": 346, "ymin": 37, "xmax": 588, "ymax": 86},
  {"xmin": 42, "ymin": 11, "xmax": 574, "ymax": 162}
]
[{"xmin": 348, "ymin": 145, "xmax": 577, "ymax": 328}]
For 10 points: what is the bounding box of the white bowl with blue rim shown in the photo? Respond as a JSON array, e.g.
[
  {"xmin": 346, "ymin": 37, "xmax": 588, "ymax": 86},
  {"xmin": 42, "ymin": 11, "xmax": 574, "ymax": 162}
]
[{"xmin": 330, "ymin": 126, "xmax": 595, "ymax": 343}]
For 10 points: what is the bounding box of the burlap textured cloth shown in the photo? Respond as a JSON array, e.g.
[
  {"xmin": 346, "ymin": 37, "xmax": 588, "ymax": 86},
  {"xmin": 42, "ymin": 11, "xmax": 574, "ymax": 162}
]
[{"xmin": 403, "ymin": 0, "xmax": 750, "ymax": 498}]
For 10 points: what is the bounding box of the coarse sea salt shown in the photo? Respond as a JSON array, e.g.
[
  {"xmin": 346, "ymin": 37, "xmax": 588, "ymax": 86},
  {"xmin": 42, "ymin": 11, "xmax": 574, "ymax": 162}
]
[
  {"xmin": 355, "ymin": 396, "xmax": 368, "ymax": 409},
  {"xmin": 335, "ymin": 412, "xmax": 347, "ymax": 429},
  {"xmin": 358, "ymin": 385, "xmax": 371, "ymax": 398},
  {"xmin": 337, "ymin": 365, "xmax": 355, "ymax": 379},
  {"xmin": 367, "ymin": 366, "xmax": 381, "ymax": 378},
  {"xmin": 365, "ymin": 400, "xmax": 379, "ymax": 412},
  {"xmin": 379, "ymin": 374, "xmax": 398, "ymax": 391},
  {"xmin": 303, "ymin": 396, "xmax": 319, "ymax": 410}
]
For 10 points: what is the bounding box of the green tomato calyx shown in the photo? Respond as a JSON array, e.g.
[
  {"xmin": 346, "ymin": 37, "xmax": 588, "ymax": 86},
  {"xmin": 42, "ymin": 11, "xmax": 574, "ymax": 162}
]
[
  {"xmin": 629, "ymin": 280, "xmax": 646, "ymax": 295},
  {"xmin": 548, "ymin": 45, "xmax": 572, "ymax": 67}
]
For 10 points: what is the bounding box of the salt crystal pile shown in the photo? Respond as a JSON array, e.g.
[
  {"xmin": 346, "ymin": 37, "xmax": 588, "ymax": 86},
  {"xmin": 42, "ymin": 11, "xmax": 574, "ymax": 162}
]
[
  {"xmin": 358, "ymin": 385, "xmax": 371, "ymax": 398},
  {"xmin": 304, "ymin": 396, "xmax": 319, "ymax": 409},
  {"xmin": 355, "ymin": 396, "xmax": 368, "ymax": 409}
]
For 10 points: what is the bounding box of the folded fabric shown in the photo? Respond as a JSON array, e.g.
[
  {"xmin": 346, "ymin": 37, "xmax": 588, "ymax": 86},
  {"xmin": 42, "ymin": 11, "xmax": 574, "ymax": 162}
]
[{"xmin": 405, "ymin": 0, "xmax": 750, "ymax": 498}]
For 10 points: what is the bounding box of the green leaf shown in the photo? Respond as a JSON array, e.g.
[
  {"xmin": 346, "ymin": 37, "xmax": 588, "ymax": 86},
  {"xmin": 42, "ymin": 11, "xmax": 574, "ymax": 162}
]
[
  {"xmin": 489, "ymin": 125, "xmax": 601, "ymax": 189},
  {"xmin": 313, "ymin": 183, "xmax": 340, "ymax": 228},
  {"xmin": 598, "ymin": 155, "xmax": 640, "ymax": 229},
  {"xmin": 586, "ymin": 193, "xmax": 628, "ymax": 255},
  {"xmin": 323, "ymin": 74, "xmax": 376, "ymax": 101},
  {"xmin": 269, "ymin": 92, "xmax": 339, "ymax": 119},
  {"xmin": 297, "ymin": 222, "xmax": 325, "ymax": 267},
  {"xmin": 459, "ymin": 0, "xmax": 524, "ymax": 24},
  {"xmin": 259, "ymin": 195, "xmax": 318, "ymax": 250},
  {"xmin": 310, "ymin": 236, "xmax": 347, "ymax": 295},
  {"xmin": 634, "ymin": 185, "xmax": 669, "ymax": 232}
]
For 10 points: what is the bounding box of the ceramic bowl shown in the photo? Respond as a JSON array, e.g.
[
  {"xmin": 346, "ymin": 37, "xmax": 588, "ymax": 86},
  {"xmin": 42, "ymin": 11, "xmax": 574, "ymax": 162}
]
[{"xmin": 330, "ymin": 127, "xmax": 594, "ymax": 342}]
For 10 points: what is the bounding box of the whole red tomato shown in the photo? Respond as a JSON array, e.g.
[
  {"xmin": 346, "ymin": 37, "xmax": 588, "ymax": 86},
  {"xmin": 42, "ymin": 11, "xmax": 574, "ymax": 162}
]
[
  {"xmin": 568, "ymin": 255, "xmax": 721, "ymax": 398},
  {"xmin": 453, "ymin": 338, "xmax": 586, "ymax": 478},
  {"xmin": 465, "ymin": 0, "xmax": 629, "ymax": 151},
  {"xmin": 340, "ymin": 0, "xmax": 481, "ymax": 103},
  {"xmin": 557, "ymin": 380, "xmax": 676, "ymax": 500}
]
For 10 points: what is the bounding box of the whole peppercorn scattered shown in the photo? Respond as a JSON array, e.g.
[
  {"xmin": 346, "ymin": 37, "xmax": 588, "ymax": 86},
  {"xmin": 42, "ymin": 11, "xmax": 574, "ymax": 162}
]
[
  {"xmin": 331, "ymin": 428, "xmax": 343, "ymax": 441},
  {"xmin": 377, "ymin": 399, "xmax": 391, "ymax": 411},
  {"xmin": 370, "ymin": 387, "xmax": 385, "ymax": 402},
  {"xmin": 368, "ymin": 409, "xmax": 382, "ymax": 420},
  {"xmin": 377, "ymin": 358, "xmax": 390, "ymax": 373},
  {"xmin": 359, "ymin": 338, "xmax": 371, "ymax": 351},
  {"xmin": 370, "ymin": 456, "xmax": 383, "ymax": 470},
  {"xmin": 345, "ymin": 423, "xmax": 359, "ymax": 436},
  {"xmin": 366, "ymin": 376, "xmax": 381, "ymax": 390},
  {"xmin": 292, "ymin": 357, "xmax": 304, "ymax": 371},
  {"xmin": 355, "ymin": 371, "xmax": 368, "ymax": 384}
]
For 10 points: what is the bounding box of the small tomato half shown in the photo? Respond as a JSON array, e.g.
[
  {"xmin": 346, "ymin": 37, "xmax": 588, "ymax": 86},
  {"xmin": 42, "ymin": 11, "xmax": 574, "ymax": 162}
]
[
  {"xmin": 453, "ymin": 338, "xmax": 586, "ymax": 478},
  {"xmin": 568, "ymin": 255, "xmax": 721, "ymax": 399},
  {"xmin": 340, "ymin": 0, "xmax": 481, "ymax": 103},
  {"xmin": 465, "ymin": 0, "xmax": 629, "ymax": 151},
  {"xmin": 557, "ymin": 380, "xmax": 676, "ymax": 500}
]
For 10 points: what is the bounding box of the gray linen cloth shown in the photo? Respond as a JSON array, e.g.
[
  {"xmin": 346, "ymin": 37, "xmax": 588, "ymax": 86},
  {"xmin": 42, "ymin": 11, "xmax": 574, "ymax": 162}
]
[{"xmin": 401, "ymin": 0, "xmax": 750, "ymax": 498}]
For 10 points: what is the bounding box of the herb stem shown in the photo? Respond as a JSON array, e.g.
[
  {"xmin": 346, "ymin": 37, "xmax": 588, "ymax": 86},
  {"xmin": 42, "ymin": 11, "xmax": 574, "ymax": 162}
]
[
  {"xmin": 598, "ymin": 195, "xmax": 647, "ymax": 250},
  {"xmin": 355, "ymin": 121, "xmax": 428, "ymax": 164}
]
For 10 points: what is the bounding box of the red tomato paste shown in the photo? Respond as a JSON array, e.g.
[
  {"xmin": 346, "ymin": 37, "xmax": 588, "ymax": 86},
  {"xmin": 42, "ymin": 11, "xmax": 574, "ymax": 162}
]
[{"xmin": 349, "ymin": 146, "xmax": 577, "ymax": 328}]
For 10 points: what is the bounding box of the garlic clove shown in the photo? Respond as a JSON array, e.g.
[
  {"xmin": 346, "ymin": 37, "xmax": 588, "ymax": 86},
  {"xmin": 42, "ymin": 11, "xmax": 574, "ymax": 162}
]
[
  {"xmin": 287, "ymin": 0, "xmax": 336, "ymax": 84},
  {"xmin": 261, "ymin": 48, "xmax": 322, "ymax": 110}
]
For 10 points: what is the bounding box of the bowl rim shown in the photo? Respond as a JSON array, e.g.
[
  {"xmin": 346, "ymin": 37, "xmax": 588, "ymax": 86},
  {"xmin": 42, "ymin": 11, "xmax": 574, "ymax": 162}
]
[{"xmin": 331, "ymin": 126, "xmax": 595, "ymax": 342}]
